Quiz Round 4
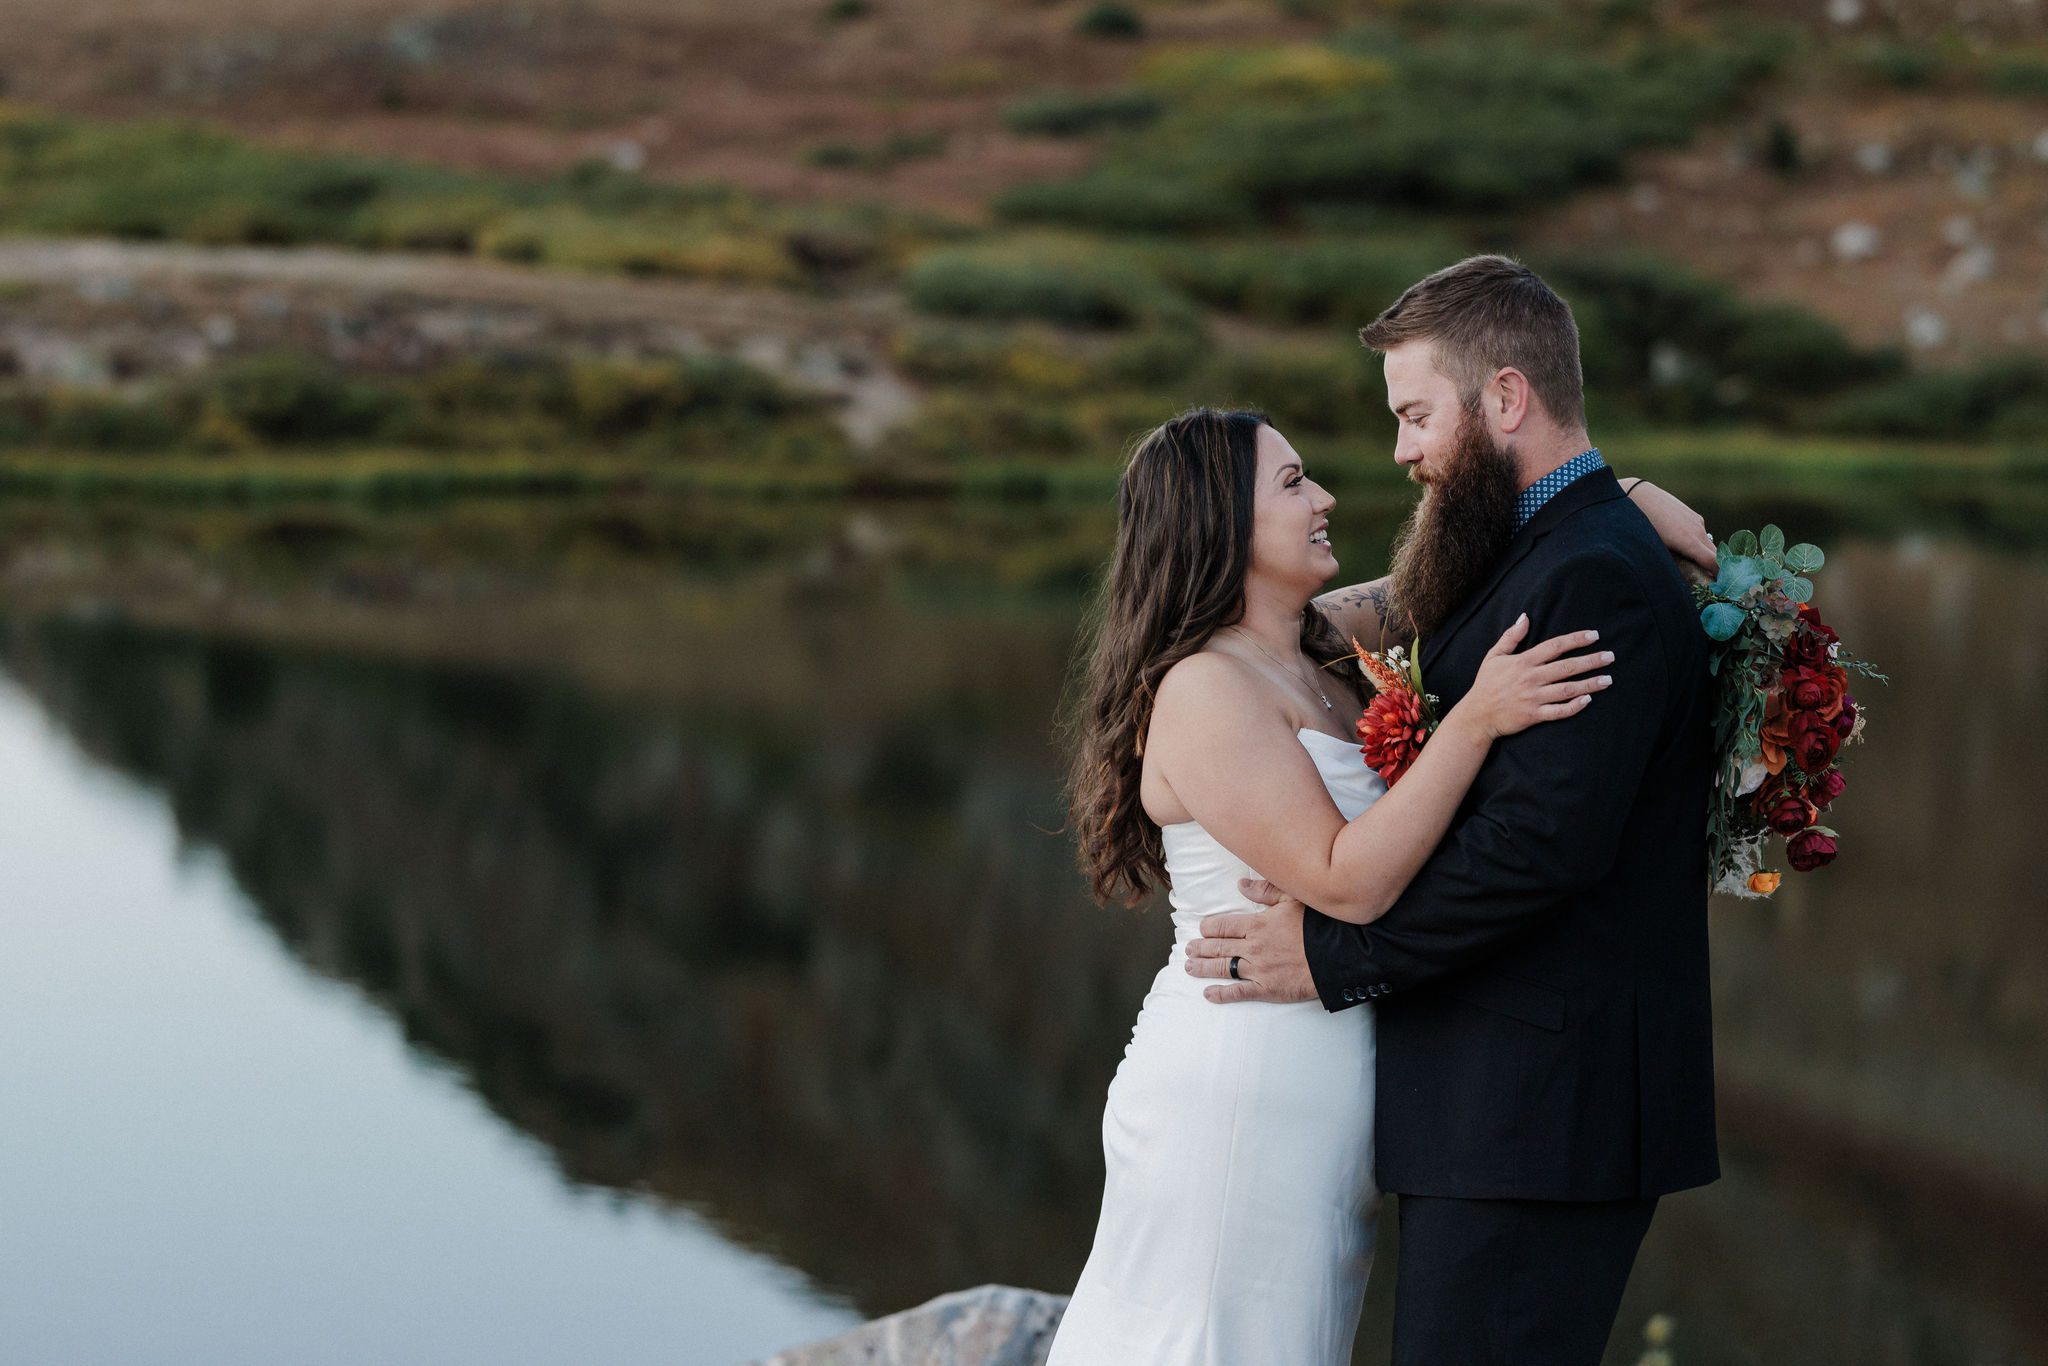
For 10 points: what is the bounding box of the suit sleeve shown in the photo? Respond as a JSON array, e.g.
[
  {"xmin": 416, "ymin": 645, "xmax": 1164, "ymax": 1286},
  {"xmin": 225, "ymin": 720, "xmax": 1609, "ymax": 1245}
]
[{"xmin": 1304, "ymin": 548, "xmax": 1673, "ymax": 1011}]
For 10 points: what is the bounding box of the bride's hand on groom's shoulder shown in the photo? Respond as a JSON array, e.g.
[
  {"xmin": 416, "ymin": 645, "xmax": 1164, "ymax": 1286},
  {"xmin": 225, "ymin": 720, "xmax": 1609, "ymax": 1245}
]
[{"xmin": 1185, "ymin": 879, "xmax": 1317, "ymax": 1005}]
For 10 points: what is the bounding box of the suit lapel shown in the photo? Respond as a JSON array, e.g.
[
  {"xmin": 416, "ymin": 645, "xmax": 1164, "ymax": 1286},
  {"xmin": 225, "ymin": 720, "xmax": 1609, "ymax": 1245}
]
[{"xmin": 1422, "ymin": 467, "xmax": 1628, "ymax": 672}]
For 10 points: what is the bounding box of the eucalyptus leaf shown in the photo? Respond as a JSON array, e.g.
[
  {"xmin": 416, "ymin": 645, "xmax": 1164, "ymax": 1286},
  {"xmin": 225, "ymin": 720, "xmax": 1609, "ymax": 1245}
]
[
  {"xmin": 1727, "ymin": 529, "xmax": 1758, "ymax": 556},
  {"xmin": 1713, "ymin": 557, "xmax": 1765, "ymax": 598},
  {"xmin": 1760, "ymin": 525, "xmax": 1785, "ymax": 557},
  {"xmin": 1784, "ymin": 543, "xmax": 1824, "ymax": 573},
  {"xmin": 1701, "ymin": 602, "xmax": 1745, "ymax": 640},
  {"xmin": 1782, "ymin": 575, "xmax": 1814, "ymax": 604}
]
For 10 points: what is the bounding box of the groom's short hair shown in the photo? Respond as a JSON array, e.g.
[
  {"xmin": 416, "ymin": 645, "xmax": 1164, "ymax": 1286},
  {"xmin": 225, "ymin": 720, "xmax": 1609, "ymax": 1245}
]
[{"xmin": 1359, "ymin": 255, "xmax": 1585, "ymax": 428}]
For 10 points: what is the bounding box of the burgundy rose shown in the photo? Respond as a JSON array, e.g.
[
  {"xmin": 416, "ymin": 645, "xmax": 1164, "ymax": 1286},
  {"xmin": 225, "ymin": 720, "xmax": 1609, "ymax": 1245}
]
[
  {"xmin": 1810, "ymin": 768, "xmax": 1847, "ymax": 811},
  {"xmin": 1787, "ymin": 828, "xmax": 1839, "ymax": 872},
  {"xmin": 1782, "ymin": 664, "xmax": 1848, "ymax": 718},
  {"xmin": 1763, "ymin": 790, "xmax": 1817, "ymax": 835},
  {"xmin": 1796, "ymin": 603, "xmax": 1839, "ymax": 646},
  {"xmin": 1783, "ymin": 628, "xmax": 1831, "ymax": 669},
  {"xmin": 1789, "ymin": 708, "xmax": 1843, "ymax": 774},
  {"xmin": 1831, "ymin": 696, "xmax": 1858, "ymax": 740}
]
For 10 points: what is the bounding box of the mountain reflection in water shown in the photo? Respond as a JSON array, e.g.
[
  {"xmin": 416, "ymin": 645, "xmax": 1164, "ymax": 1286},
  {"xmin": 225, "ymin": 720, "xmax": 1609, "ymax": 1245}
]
[{"xmin": 1, "ymin": 523, "xmax": 2042, "ymax": 1366}]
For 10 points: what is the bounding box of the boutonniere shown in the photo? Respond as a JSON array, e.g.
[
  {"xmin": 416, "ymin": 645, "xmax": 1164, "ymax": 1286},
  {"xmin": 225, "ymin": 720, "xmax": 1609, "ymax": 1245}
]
[{"xmin": 1349, "ymin": 636, "xmax": 1440, "ymax": 786}]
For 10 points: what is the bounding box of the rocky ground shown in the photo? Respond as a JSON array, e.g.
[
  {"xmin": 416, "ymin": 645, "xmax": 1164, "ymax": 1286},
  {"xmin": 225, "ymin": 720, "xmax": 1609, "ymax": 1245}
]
[
  {"xmin": 4, "ymin": 0, "xmax": 2048, "ymax": 361},
  {"xmin": 0, "ymin": 237, "xmax": 918, "ymax": 444}
]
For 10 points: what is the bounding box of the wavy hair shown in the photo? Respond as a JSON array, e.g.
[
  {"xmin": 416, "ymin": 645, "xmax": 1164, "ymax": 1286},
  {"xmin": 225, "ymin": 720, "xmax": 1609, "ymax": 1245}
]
[{"xmin": 1060, "ymin": 407, "xmax": 1358, "ymax": 907}]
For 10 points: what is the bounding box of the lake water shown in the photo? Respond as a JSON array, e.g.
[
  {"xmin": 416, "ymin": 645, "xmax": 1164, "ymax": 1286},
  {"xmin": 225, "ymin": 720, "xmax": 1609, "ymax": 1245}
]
[{"xmin": 1, "ymin": 486, "xmax": 2043, "ymax": 1365}]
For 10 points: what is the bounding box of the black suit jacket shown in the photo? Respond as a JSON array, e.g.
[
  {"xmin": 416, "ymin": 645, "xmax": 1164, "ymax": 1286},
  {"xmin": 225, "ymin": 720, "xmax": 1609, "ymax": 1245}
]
[{"xmin": 1304, "ymin": 467, "xmax": 1719, "ymax": 1201}]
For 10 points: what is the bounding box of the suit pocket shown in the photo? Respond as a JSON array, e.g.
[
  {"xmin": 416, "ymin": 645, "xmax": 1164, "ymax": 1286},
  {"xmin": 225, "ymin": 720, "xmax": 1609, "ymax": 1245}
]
[{"xmin": 1445, "ymin": 968, "xmax": 1566, "ymax": 1032}]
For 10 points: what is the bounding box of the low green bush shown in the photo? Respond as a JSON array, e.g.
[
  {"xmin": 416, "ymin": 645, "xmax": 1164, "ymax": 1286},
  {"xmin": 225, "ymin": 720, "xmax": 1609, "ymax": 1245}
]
[
  {"xmin": 1077, "ymin": 3, "xmax": 1144, "ymax": 40},
  {"xmin": 1000, "ymin": 24, "xmax": 1780, "ymax": 232},
  {"xmin": 903, "ymin": 243, "xmax": 1197, "ymax": 331},
  {"xmin": 1823, "ymin": 355, "xmax": 2048, "ymax": 440},
  {"xmin": 1004, "ymin": 89, "xmax": 1163, "ymax": 138}
]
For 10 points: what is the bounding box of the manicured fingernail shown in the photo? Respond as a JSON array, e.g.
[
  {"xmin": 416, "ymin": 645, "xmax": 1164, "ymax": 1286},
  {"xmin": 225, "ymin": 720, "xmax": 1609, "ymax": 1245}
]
[
  {"xmin": 1598, "ymin": 675, "xmax": 1612, "ymax": 686},
  {"xmin": 1588, "ymin": 630, "xmax": 1600, "ymax": 641},
  {"xmin": 1601, "ymin": 651, "xmax": 1615, "ymax": 663}
]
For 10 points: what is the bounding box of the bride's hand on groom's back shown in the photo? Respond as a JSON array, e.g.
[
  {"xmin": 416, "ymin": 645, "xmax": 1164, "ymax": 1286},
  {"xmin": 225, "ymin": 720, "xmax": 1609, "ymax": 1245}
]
[
  {"xmin": 1458, "ymin": 615, "xmax": 1613, "ymax": 740},
  {"xmin": 1626, "ymin": 479, "xmax": 1718, "ymax": 581}
]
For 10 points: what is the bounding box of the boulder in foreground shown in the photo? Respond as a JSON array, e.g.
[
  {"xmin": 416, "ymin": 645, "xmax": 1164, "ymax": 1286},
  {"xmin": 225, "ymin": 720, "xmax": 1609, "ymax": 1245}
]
[{"xmin": 753, "ymin": 1285, "xmax": 1068, "ymax": 1366}]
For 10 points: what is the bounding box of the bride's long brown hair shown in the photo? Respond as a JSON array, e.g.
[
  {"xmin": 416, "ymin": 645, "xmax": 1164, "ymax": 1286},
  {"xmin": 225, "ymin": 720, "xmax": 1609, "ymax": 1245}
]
[{"xmin": 1059, "ymin": 407, "xmax": 1360, "ymax": 907}]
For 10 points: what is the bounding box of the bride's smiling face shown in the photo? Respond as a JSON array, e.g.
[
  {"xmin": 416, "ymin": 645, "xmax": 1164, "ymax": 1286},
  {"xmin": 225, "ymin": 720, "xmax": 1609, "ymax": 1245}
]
[{"xmin": 1248, "ymin": 423, "xmax": 1338, "ymax": 593}]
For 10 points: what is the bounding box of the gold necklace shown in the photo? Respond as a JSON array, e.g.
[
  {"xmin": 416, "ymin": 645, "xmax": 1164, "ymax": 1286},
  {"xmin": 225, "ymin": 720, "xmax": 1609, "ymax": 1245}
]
[{"xmin": 1228, "ymin": 627, "xmax": 1334, "ymax": 712}]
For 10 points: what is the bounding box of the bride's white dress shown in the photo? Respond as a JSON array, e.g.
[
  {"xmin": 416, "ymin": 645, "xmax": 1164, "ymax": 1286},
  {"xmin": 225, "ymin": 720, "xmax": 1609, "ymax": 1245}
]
[{"xmin": 1049, "ymin": 727, "xmax": 1385, "ymax": 1365}]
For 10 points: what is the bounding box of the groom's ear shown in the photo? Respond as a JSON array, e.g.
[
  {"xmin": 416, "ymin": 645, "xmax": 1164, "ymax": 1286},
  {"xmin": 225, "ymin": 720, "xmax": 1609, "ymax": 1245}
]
[{"xmin": 1489, "ymin": 366, "xmax": 1534, "ymax": 435}]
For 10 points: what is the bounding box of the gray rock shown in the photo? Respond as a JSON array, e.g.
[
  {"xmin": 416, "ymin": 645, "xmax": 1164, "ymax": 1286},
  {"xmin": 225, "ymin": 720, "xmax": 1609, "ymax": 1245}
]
[
  {"xmin": 1830, "ymin": 220, "xmax": 1882, "ymax": 262},
  {"xmin": 754, "ymin": 1285, "xmax": 1069, "ymax": 1366}
]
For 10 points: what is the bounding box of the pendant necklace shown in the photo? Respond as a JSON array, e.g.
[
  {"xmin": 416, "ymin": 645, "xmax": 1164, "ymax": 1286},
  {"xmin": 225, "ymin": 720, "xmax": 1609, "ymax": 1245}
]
[{"xmin": 1230, "ymin": 628, "xmax": 1334, "ymax": 712}]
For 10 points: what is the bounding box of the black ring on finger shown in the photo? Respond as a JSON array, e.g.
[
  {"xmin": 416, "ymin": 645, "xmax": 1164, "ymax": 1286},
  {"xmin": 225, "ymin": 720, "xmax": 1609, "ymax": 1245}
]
[{"xmin": 1228, "ymin": 955, "xmax": 1242, "ymax": 981}]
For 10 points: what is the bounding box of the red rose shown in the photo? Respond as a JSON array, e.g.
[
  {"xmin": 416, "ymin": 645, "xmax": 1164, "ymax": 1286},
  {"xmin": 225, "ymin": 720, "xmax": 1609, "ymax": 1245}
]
[
  {"xmin": 1831, "ymin": 696, "xmax": 1858, "ymax": 740},
  {"xmin": 1782, "ymin": 664, "xmax": 1847, "ymax": 719},
  {"xmin": 1796, "ymin": 603, "xmax": 1839, "ymax": 646},
  {"xmin": 1763, "ymin": 790, "xmax": 1817, "ymax": 835},
  {"xmin": 1788, "ymin": 708, "xmax": 1842, "ymax": 774},
  {"xmin": 1788, "ymin": 828, "xmax": 1839, "ymax": 871},
  {"xmin": 1357, "ymin": 688, "xmax": 1429, "ymax": 787},
  {"xmin": 1810, "ymin": 768, "xmax": 1847, "ymax": 811},
  {"xmin": 1783, "ymin": 627, "xmax": 1831, "ymax": 669}
]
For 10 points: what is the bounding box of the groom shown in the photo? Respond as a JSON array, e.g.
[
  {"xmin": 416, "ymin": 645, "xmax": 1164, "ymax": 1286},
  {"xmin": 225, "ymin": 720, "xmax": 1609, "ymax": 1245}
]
[{"xmin": 1187, "ymin": 256, "xmax": 1718, "ymax": 1364}]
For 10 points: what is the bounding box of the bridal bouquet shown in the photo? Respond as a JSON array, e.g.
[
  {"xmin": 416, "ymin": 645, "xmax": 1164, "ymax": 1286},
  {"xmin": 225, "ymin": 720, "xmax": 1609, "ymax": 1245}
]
[
  {"xmin": 1347, "ymin": 636, "xmax": 1439, "ymax": 786},
  {"xmin": 1696, "ymin": 526, "xmax": 1885, "ymax": 897}
]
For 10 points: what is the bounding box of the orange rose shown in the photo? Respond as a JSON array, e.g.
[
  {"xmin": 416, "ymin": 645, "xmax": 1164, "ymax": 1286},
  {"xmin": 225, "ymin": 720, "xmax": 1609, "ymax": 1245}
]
[
  {"xmin": 1747, "ymin": 871, "xmax": 1783, "ymax": 895},
  {"xmin": 1759, "ymin": 691, "xmax": 1792, "ymax": 776}
]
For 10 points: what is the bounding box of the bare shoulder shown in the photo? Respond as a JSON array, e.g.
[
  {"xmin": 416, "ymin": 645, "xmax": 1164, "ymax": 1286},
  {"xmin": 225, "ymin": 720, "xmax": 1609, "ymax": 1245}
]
[{"xmin": 1149, "ymin": 650, "xmax": 1267, "ymax": 750}]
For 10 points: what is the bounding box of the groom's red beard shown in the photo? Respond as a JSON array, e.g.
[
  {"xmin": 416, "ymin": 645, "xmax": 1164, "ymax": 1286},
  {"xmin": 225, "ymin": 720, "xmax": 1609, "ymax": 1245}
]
[{"xmin": 1384, "ymin": 403, "xmax": 1522, "ymax": 642}]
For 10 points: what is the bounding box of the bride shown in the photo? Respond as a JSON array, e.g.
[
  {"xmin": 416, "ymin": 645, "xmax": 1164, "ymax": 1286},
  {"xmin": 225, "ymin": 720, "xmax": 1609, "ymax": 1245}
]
[{"xmin": 1048, "ymin": 407, "xmax": 1710, "ymax": 1363}]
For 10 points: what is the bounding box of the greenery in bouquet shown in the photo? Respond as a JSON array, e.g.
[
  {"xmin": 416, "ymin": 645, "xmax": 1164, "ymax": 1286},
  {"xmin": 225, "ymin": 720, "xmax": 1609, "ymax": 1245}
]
[{"xmin": 1696, "ymin": 526, "xmax": 1886, "ymax": 897}]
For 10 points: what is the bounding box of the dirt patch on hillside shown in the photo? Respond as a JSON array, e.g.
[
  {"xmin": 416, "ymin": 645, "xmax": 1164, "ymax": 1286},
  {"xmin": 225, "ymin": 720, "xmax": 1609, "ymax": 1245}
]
[
  {"xmin": 1528, "ymin": 85, "xmax": 2048, "ymax": 362},
  {"xmin": 0, "ymin": 0, "xmax": 1304, "ymax": 219}
]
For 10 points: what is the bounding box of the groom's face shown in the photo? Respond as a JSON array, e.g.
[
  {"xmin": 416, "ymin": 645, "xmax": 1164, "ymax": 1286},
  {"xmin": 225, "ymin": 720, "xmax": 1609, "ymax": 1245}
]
[{"xmin": 1382, "ymin": 342, "xmax": 1483, "ymax": 486}]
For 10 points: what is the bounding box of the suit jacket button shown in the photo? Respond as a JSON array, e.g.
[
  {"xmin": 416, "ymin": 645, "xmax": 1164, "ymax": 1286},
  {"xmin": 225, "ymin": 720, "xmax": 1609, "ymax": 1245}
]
[
  {"xmin": 1341, "ymin": 987, "xmax": 1357, "ymax": 1003},
  {"xmin": 1376, "ymin": 982, "xmax": 1391, "ymax": 994}
]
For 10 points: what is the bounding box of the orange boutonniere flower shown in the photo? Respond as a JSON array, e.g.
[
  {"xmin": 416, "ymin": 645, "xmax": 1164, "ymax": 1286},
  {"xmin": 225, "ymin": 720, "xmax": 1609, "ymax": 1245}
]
[{"xmin": 1348, "ymin": 635, "xmax": 1440, "ymax": 787}]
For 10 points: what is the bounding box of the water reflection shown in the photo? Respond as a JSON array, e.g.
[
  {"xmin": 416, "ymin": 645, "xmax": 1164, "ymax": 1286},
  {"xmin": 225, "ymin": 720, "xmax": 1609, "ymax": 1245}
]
[{"xmin": 1, "ymin": 509, "xmax": 2043, "ymax": 1366}]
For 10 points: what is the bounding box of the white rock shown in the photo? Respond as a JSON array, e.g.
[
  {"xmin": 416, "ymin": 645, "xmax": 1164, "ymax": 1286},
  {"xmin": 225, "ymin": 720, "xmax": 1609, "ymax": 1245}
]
[
  {"xmin": 1904, "ymin": 305, "xmax": 1949, "ymax": 350},
  {"xmin": 1629, "ymin": 182, "xmax": 1663, "ymax": 214},
  {"xmin": 1826, "ymin": 0, "xmax": 1863, "ymax": 23},
  {"xmin": 1853, "ymin": 141, "xmax": 1893, "ymax": 174},
  {"xmin": 1941, "ymin": 242, "xmax": 1996, "ymax": 291},
  {"xmin": 1830, "ymin": 220, "xmax": 1882, "ymax": 262},
  {"xmin": 604, "ymin": 139, "xmax": 646, "ymax": 174},
  {"xmin": 1649, "ymin": 341, "xmax": 1690, "ymax": 386},
  {"xmin": 755, "ymin": 1286, "xmax": 1069, "ymax": 1366},
  {"xmin": 1941, "ymin": 215, "xmax": 1977, "ymax": 248}
]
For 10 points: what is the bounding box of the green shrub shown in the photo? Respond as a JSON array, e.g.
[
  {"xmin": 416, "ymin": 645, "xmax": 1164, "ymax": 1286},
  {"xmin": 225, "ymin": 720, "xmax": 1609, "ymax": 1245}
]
[
  {"xmin": 903, "ymin": 246, "xmax": 1193, "ymax": 329},
  {"xmin": 43, "ymin": 391, "xmax": 186, "ymax": 452},
  {"xmin": 1553, "ymin": 254, "xmax": 1896, "ymax": 425},
  {"xmin": 1987, "ymin": 55, "xmax": 2048, "ymax": 99},
  {"xmin": 1824, "ymin": 355, "xmax": 2048, "ymax": 439},
  {"xmin": 995, "ymin": 173, "xmax": 1253, "ymax": 233},
  {"xmin": 1077, "ymin": 3, "xmax": 1144, "ymax": 40},
  {"xmin": 1144, "ymin": 234, "xmax": 1461, "ymax": 327},
  {"xmin": 1852, "ymin": 40, "xmax": 1940, "ymax": 89},
  {"xmin": 1002, "ymin": 28, "xmax": 1777, "ymax": 231},
  {"xmin": 1203, "ymin": 343, "xmax": 1386, "ymax": 436},
  {"xmin": 1004, "ymin": 89, "xmax": 1163, "ymax": 137},
  {"xmin": 892, "ymin": 391, "xmax": 1086, "ymax": 462},
  {"xmin": 203, "ymin": 355, "xmax": 405, "ymax": 445}
]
